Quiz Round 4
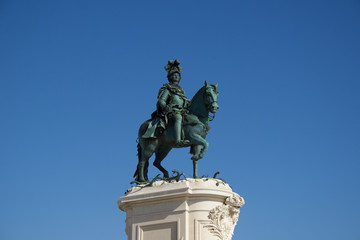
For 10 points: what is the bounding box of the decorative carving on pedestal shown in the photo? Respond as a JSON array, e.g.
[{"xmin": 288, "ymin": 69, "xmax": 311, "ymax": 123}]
[{"xmin": 204, "ymin": 194, "xmax": 245, "ymax": 240}]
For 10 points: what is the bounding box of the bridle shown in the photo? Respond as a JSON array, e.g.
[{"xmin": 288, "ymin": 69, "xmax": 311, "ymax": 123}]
[{"xmin": 204, "ymin": 86, "xmax": 218, "ymax": 122}]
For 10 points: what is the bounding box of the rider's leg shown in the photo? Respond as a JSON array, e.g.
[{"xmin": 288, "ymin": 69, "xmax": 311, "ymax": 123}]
[
  {"xmin": 174, "ymin": 113, "xmax": 181, "ymax": 143},
  {"xmin": 174, "ymin": 113, "xmax": 190, "ymax": 146}
]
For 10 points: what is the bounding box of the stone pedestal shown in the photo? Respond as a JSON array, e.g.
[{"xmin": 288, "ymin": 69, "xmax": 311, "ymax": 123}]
[{"xmin": 118, "ymin": 178, "xmax": 244, "ymax": 240}]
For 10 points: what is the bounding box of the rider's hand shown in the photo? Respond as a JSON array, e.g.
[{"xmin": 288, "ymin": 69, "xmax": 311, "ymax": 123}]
[{"xmin": 163, "ymin": 106, "xmax": 170, "ymax": 113}]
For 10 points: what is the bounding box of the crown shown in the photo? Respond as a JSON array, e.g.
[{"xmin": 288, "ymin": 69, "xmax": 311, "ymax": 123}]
[{"xmin": 164, "ymin": 59, "xmax": 182, "ymax": 77}]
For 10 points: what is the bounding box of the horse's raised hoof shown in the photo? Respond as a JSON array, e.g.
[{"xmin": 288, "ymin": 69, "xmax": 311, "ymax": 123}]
[{"xmin": 191, "ymin": 155, "xmax": 200, "ymax": 161}]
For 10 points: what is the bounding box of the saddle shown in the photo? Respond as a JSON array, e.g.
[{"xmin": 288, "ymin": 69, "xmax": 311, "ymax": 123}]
[{"xmin": 142, "ymin": 113, "xmax": 203, "ymax": 139}]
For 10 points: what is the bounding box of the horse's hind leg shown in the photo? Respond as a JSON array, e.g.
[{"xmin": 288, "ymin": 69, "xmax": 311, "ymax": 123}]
[
  {"xmin": 136, "ymin": 139, "xmax": 156, "ymax": 183},
  {"xmin": 144, "ymin": 160, "xmax": 149, "ymax": 181},
  {"xmin": 153, "ymin": 145, "xmax": 172, "ymax": 178}
]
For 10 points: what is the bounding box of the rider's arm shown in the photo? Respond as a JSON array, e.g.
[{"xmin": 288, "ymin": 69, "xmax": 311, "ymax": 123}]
[
  {"xmin": 157, "ymin": 88, "xmax": 170, "ymax": 113},
  {"xmin": 184, "ymin": 97, "xmax": 191, "ymax": 108}
]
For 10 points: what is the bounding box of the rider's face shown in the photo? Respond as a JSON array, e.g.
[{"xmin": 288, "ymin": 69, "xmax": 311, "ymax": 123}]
[{"xmin": 170, "ymin": 73, "xmax": 181, "ymax": 84}]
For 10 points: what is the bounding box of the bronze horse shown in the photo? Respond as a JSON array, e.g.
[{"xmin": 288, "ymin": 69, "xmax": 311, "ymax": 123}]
[{"xmin": 134, "ymin": 81, "xmax": 219, "ymax": 183}]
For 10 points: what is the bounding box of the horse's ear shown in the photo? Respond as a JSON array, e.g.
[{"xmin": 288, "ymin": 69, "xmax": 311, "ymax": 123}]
[
  {"xmin": 215, "ymin": 83, "xmax": 218, "ymax": 88},
  {"xmin": 204, "ymin": 80, "xmax": 208, "ymax": 87}
]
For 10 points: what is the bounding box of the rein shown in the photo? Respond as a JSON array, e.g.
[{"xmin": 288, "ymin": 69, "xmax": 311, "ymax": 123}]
[{"xmin": 209, "ymin": 112, "xmax": 215, "ymax": 121}]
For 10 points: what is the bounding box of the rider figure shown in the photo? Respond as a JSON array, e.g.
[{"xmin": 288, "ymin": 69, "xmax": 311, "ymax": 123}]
[
  {"xmin": 142, "ymin": 59, "xmax": 190, "ymax": 147},
  {"xmin": 158, "ymin": 59, "xmax": 190, "ymax": 146}
]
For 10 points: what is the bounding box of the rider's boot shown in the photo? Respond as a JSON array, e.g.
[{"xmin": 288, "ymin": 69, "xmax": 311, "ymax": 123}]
[{"xmin": 174, "ymin": 114, "xmax": 190, "ymax": 147}]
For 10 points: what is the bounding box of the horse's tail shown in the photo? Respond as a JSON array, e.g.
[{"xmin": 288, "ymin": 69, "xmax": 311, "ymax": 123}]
[{"xmin": 133, "ymin": 142, "xmax": 142, "ymax": 178}]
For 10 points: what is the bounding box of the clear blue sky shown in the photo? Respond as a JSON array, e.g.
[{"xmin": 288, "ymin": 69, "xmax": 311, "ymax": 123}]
[{"xmin": 1, "ymin": 0, "xmax": 359, "ymax": 239}]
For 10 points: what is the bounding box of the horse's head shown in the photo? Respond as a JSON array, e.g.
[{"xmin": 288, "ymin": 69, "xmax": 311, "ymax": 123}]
[{"xmin": 204, "ymin": 81, "xmax": 219, "ymax": 113}]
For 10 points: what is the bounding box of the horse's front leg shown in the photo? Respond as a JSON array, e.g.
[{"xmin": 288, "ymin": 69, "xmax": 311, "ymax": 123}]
[
  {"xmin": 189, "ymin": 135, "xmax": 209, "ymax": 178},
  {"xmin": 199, "ymin": 141, "xmax": 209, "ymax": 159},
  {"xmin": 190, "ymin": 135, "xmax": 209, "ymax": 160},
  {"xmin": 190, "ymin": 145, "xmax": 203, "ymax": 178},
  {"xmin": 193, "ymin": 159, "xmax": 199, "ymax": 178},
  {"xmin": 190, "ymin": 145, "xmax": 202, "ymax": 161}
]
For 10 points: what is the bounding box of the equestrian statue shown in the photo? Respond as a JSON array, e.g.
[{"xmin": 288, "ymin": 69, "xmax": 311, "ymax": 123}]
[{"xmin": 134, "ymin": 59, "xmax": 219, "ymax": 183}]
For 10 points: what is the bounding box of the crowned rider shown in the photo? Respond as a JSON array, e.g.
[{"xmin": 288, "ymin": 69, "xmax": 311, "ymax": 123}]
[{"xmin": 142, "ymin": 59, "xmax": 190, "ymax": 147}]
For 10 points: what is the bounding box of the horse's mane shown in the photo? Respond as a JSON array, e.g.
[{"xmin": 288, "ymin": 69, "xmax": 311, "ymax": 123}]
[
  {"xmin": 190, "ymin": 86, "xmax": 205, "ymax": 104},
  {"xmin": 190, "ymin": 84, "xmax": 217, "ymax": 104}
]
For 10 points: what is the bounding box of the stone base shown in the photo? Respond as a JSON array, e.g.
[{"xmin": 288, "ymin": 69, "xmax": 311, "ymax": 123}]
[{"xmin": 118, "ymin": 178, "xmax": 244, "ymax": 240}]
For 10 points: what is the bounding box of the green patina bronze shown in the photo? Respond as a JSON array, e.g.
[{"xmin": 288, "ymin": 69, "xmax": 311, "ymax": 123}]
[{"xmin": 134, "ymin": 59, "xmax": 219, "ymax": 183}]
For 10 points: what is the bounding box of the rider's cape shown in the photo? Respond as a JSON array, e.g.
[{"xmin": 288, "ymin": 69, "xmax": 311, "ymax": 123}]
[{"xmin": 142, "ymin": 114, "xmax": 164, "ymax": 139}]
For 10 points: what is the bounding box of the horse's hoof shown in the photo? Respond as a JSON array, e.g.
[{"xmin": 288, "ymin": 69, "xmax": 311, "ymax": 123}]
[
  {"xmin": 191, "ymin": 155, "xmax": 200, "ymax": 161},
  {"xmin": 133, "ymin": 180, "xmax": 148, "ymax": 185},
  {"xmin": 136, "ymin": 178, "xmax": 148, "ymax": 184}
]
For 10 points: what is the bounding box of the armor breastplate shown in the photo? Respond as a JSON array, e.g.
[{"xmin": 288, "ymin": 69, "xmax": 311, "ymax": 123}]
[{"xmin": 169, "ymin": 94, "xmax": 184, "ymax": 109}]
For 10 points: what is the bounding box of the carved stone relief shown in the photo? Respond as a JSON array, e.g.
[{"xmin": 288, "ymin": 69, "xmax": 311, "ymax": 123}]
[{"xmin": 204, "ymin": 194, "xmax": 245, "ymax": 240}]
